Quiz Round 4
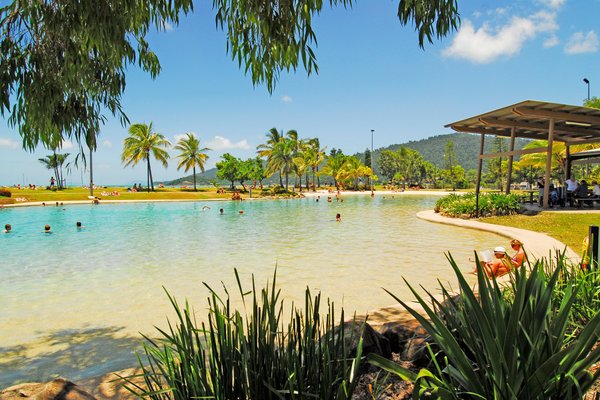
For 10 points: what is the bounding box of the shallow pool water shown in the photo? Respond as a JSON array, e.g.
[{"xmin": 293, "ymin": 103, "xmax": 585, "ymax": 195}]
[{"xmin": 0, "ymin": 195, "xmax": 504, "ymax": 385}]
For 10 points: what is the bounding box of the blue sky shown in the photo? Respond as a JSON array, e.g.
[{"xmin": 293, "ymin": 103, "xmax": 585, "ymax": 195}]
[{"xmin": 1, "ymin": 0, "xmax": 599, "ymax": 185}]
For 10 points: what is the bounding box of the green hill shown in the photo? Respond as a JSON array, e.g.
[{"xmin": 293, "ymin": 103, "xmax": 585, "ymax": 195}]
[
  {"xmin": 163, "ymin": 168, "xmax": 222, "ymax": 186},
  {"xmin": 355, "ymin": 133, "xmax": 530, "ymax": 174}
]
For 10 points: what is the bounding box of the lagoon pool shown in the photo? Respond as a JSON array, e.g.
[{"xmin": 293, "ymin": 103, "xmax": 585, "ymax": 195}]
[{"xmin": 0, "ymin": 195, "xmax": 503, "ymax": 385}]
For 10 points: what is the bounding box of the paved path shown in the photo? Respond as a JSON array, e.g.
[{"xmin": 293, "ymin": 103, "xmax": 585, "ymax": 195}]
[{"xmin": 416, "ymin": 209, "xmax": 581, "ymax": 263}]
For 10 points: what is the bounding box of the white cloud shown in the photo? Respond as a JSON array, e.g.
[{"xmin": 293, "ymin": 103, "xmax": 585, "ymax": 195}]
[
  {"xmin": 164, "ymin": 21, "xmax": 173, "ymax": 31},
  {"xmin": 281, "ymin": 95, "xmax": 293, "ymax": 103},
  {"xmin": 102, "ymin": 140, "xmax": 112, "ymax": 148},
  {"xmin": 206, "ymin": 136, "xmax": 251, "ymax": 150},
  {"xmin": 565, "ymin": 31, "xmax": 599, "ymax": 54},
  {"xmin": 0, "ymin": 137, "xmax": 19, "ymax": 149},
  {"xmin": 61, "ymin": 140, "xmax": 74, "ymax": 150},
  {"xmin": 543, "ymin": 34, "xmax": 559, "ymax": 47},
  {"xmin": 537, "ymin": 0, "xmax": 565, "ymax": 9},
  {"xmin": 442, "ymin": 11, "xmax": 558, "ymax": 64},
  {"xmin": 173, "ymin": 133, "xmax": 190, "ymax": 143}
]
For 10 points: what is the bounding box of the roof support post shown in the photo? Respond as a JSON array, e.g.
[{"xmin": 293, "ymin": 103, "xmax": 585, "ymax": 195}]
[
  {"xmin": 476, "ymin": 134, "xmax": 485, "ymax": 217},
  {"xmin": 543, "ymin": 118, "xmax": 555, "ymax": 208},
  {"xmin": 506, "ymin": 126, "xmax": 516, "ymax": 195},
  {"xmin": 565, "ymin": 144, "xmax": 571, "ymax": 180}
]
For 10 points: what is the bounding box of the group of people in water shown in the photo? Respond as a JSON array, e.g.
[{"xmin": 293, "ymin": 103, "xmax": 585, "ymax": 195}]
[{"xmin": 4, "ymin": 222, "xmax": 84, "ymax": 234}]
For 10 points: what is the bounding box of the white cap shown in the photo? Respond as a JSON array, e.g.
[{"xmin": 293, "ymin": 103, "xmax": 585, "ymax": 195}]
[{"xmin": 494, "ymin": 246, "xmax": 506, "ymax": 254}]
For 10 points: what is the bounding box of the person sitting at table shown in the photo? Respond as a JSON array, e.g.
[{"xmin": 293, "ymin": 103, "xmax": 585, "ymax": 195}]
[
  {"xmin": 565, "ymin": 176, "xmax": 578, "ymax": 206},
  {"xmin": 591, "ymin": 180, "xmax": 600, "ymax": 199},
  {"xmin": 573, "ymin": 180, "xmax": 590, "ymax": 207}
]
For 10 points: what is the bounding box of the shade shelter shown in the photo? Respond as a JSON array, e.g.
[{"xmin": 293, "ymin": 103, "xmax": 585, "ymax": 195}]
[
  {"xmin": 570, "ymin": 148, "xmax": 600, "ymax": 165},
  {"xmin": 446, "ymin": 100, "xmax": 600, "ymax": 209}
]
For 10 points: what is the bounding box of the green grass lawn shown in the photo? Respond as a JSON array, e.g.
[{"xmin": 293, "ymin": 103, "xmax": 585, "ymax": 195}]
[
  {"xmin": 482, "ymin": 213, "xmax": 598, "ymax": 256},
  {"xmin": 1, "ymin": 187, "xmax": 236, "ymax": 203}
]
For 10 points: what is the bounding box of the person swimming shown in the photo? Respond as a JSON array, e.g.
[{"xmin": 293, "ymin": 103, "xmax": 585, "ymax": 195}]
[
  {"xmin": 44, "ymin": 224, "xmax": 52, "ymax": 233},
  {"xmin": 336, "ymin": 213, "xmax": 341, "ymax": 222},
  {"xmin": 76, "ymin": 221, "xmax": 84, "ymax": 230},
  {"xmin": 201, "ymin": 205, "xmax": 211, "ymax": 211},
  {"xmin": 4, "ymin": 223, "xmax": 11, "ymax": 233},
  {"xmin": 219, "ymin": 208, "xmax": 224, "ymax": 215}
]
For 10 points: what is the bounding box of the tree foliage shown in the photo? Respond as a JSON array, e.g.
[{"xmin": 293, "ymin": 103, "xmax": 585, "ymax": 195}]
[
  {"xmin": 2, "ymin": 0, "xmax": 460, "ymax": 152},
  {"xmin": 121, "ymin": 122, "xmax": 171, "ymax": 192},
  {"xmin": 0, "ymin": 0, "xmax": 192, "ymax": 151},
  {"xmin": 216, "ymin": 153, "xmax": 240, "ymax": 189},
  {"xmin": 214, "ymin": 0, "xmax": 459, "ymax": 92},
  {"xmin": 174, "ymin": 133, "xmax": 211, "ymax": 191},
  {"xmin": 584, "ymin": 96, "xmax": 600, "ymax": 109}
]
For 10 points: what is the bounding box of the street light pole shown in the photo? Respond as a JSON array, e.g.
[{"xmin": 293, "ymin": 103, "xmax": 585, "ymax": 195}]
[
  {"xmin": 370, "ymin": 129, "xmax": 374, "ymax": 195},
  {"xmin": 584, "ymin": 78, "xmax": 590, "ymax": 101}
]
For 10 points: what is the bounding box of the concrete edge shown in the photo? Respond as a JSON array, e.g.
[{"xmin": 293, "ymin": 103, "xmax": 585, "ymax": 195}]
[{"xmin": 416, "ymin": 209, "xmax": 581, "ymax": 263}]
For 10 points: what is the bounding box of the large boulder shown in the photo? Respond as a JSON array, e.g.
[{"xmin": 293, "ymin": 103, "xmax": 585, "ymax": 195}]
[{"xmin": 332, "ymin": 320, "xmax": 392, "ymax": 360}]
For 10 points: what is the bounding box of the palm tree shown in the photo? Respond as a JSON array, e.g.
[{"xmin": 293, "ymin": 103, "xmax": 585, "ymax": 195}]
[
  {"xmin": 267, "ymin": 138, "xmax": 295, "ymax": 190},
  {"xmin": 121, "ymin": 122, "xmax": 171, "ymax": 192},
  {"xmin": 257, "ymin": 127, "xmax": 284, "ymax": 187},
  {"xmin": 293, "ymin": 149, "xmax": 310, "ymax": 192},
  {"xmin": 338, "ymin": 156, "xmax": 369, "ymax": 190},
  {"xmin": 174, "ymin": 133, "xmax": 210, "ymax": 191},
  {"xmin": 39, "ymin": 152, "xmax": 70, "ymax": 189},
  {"xmin": 518, "ymin": 141, "xmax": 600, "ymax": 180},
  {"xmin": 320, "ymin": 153, "xmax": 347, "ymax": 190},
  {"xmin": 307, "ymin": 138, "xmax": 326, "ymax": 189},
  {"xmin": 286, "ymin": 130, "xmax": 302, "ymax": 188}
]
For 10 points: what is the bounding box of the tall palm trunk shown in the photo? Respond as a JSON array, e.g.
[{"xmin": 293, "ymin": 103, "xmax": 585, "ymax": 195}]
[
  {"xmin": 305, "ymin": 171, "xmax": 309, "ymax": 190},
  {"xmin": 298, "ymin": 173, "xmax": 302, "ymax": 192},
  {"xmin": 317, "ymin": 167, "xmax": 321, "ymax": 188},
  {"xmin": 312, "ymin": 169, "xmax": 316, "ymax": 191},
  {"xmin": 193, "ymin": 165, "xmax": 197, "ymax": 191},
  {"xmin": 285, "ymin": 171, "xmax": 289, "ymax": 191},
  {"xmin": 89, "ymin": 147, "xmax": 94, "ymax": 197},
  {"xmin": 146, "ymin": 156, "xmax": 152, "ymax": 192},
  {"xmin": 279, "ymin": 171, "xmax": 283, "ymax": 187},
  {"xmin": 52, "ymin": 149, "xmax": 60, "ymax": 189}
]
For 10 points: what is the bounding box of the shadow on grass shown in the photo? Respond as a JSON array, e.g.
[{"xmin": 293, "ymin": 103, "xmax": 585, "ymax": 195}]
[{"xmin": 0, "ymin": 326, "xmax": 142, "ymax": 389}]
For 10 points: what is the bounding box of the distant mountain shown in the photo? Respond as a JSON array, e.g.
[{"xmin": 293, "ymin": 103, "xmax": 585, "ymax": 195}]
[
  {"xmin": 355, "ymin": 133, "xmax": 531, "ymax": 174},
  {"xmin": 163, "ymin": 168, "xmax": 222, "ymax": 186}
]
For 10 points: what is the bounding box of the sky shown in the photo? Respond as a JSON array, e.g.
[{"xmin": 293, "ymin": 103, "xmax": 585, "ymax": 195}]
[{"xmin": 1, "ymin": 0, "xmax": 599, "ymax": 186}]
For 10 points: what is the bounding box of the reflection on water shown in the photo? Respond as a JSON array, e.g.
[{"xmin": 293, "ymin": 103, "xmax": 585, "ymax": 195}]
[{"xmin": 0, "ymin": 195, "xmax": 503, "ymax": 385}]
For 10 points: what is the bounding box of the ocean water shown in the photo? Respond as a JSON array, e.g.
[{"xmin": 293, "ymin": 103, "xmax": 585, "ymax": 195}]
[{"xmin": 0, "ymin": 195, "xmax": 504, "ymax": 386}]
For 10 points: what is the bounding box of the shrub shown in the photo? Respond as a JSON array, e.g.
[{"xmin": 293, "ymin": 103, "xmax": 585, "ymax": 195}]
[
  {"xmin": 435, "ymin": 192, "xmax": 521, "ymax": 218},
  {"xmin": 0, "ymin": 189, "xmax": 11, "ymax": 198},
  {"xmin": 541, "ymin": 253, "xmax": 600, "ymax": 344},
  {"xmin": 122, "ymin": 269, "xmax": 363, "ymax": 399},
  {"xmin": 369, "ymin": 254, "xmax": 600, "ymax": 399}
]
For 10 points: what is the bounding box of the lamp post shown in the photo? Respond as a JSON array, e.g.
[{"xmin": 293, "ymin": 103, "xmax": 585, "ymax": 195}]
[
  {"xmin": 584, "ymin": 78, "xmax": 590, "ymax": 101},
  {"xmin": 370, "ymin": 129, "xmax": 374, "ymax": 195}
]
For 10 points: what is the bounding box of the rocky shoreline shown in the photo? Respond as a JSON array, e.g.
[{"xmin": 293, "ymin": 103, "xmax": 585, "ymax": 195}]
[
  {"xmin": 2, "ymin": 304, "xmax": 598, "ymax": 400},
  {"xmin": 0, "ymin": 306, "xmax": 428, "ymax": 400}
]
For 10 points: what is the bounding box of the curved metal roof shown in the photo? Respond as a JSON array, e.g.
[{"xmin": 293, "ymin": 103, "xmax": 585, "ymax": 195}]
[{"xmin": 446, "ymin": 100, "xmax": 600, "ymax": 145}]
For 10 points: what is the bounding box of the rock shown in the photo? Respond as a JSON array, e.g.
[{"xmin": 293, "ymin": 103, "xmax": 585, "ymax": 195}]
[
  {"xmin": 0, "ymin": 378, "xmax": 96, "ymax": 400},
  {"xmin": 364, "ymin": 306, "xmax": 429, "ymax": 356},
  {"xmin": 332, "ymin": 320, "xmax": 392, "ymax": 360}
]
